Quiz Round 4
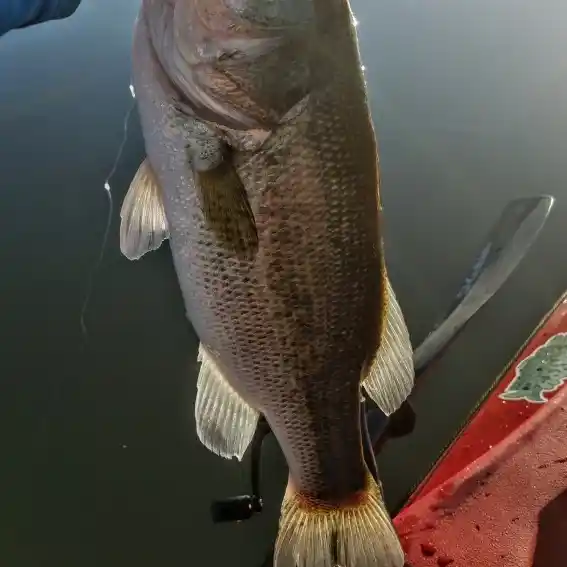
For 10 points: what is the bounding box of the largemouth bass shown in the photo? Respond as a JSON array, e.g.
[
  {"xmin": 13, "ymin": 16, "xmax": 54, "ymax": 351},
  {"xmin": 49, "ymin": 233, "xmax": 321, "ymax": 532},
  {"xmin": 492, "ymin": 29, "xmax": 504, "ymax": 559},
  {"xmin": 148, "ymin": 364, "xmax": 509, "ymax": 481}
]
[{"xmin": 121, "ymin": 0, "xmax": 414, "ymax": 565}]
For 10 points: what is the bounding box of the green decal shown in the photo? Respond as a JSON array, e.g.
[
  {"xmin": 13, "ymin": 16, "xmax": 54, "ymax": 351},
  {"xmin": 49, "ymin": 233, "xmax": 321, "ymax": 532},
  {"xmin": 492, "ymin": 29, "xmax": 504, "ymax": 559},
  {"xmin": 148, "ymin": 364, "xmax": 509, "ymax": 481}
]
[{"xmin": 499, "ymin": 333, "xmax": 567, "ymax": 404}]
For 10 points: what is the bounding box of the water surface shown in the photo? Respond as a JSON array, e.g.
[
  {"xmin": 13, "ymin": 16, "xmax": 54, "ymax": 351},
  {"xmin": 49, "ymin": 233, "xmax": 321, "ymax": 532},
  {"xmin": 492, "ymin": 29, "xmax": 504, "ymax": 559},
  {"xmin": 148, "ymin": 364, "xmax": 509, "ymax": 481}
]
[{"xmin": 1, "ymin": 1, "xmax": 566, "ymax": 565}]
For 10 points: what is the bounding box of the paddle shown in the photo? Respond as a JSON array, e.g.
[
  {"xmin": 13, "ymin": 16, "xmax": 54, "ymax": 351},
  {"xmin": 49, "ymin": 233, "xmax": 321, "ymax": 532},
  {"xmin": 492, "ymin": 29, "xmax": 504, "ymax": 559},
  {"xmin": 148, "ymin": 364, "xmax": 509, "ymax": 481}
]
[
  {"xmin": 367, "ymin": 195, "xmax": 555, "ymax": 448},
  {"xmin": 413, "ymin": 194, "xmax": 555, "ymax": 379}
]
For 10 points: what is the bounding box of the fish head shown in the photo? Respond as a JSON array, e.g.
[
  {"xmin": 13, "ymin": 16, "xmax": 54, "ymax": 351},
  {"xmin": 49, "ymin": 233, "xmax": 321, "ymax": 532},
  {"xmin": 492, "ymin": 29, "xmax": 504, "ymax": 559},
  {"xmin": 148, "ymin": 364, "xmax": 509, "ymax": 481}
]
[{"xmin": 143, "ymin": 0, "xmax": 314, "ymax": 130}]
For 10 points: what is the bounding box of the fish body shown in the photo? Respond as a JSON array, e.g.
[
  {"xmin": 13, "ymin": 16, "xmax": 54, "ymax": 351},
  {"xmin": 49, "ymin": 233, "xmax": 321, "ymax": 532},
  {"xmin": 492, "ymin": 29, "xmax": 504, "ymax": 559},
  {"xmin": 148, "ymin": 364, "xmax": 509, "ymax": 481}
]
[{"xmin": 121, "ymin": 0, "xmax": 414, "ymax": 565}]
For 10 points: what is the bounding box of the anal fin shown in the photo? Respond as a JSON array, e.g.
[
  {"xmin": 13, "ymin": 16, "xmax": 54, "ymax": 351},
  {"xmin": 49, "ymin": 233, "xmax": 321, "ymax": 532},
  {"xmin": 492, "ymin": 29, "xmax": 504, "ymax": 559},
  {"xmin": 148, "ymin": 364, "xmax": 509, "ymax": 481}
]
[
  {"xmin": 195, "ymin": 344, "xmax": 259, "ymax": 460},
  {"xmin": 120, "ymin": 158, "xmax": 169, "ymax": 260},
  {"xmin": 363, "ymin": 277, "xmax": 415, "ymax": 416}
]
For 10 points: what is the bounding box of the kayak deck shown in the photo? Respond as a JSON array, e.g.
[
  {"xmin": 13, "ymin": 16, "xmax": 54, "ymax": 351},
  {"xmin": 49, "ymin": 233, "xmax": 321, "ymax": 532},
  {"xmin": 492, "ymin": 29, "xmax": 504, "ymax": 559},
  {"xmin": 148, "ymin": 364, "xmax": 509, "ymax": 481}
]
[{"xmin": 394, "ymin": 292, "xmax": 567, "ymax": 566}]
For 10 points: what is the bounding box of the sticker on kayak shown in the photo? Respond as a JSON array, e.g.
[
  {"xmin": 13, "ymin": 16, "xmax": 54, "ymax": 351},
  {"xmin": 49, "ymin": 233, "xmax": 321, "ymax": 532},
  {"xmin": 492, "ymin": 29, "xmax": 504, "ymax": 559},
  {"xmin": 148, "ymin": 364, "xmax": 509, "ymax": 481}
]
[{"xmin": 499, "ymin": 332, "xmax": 567, "ymax": 404}]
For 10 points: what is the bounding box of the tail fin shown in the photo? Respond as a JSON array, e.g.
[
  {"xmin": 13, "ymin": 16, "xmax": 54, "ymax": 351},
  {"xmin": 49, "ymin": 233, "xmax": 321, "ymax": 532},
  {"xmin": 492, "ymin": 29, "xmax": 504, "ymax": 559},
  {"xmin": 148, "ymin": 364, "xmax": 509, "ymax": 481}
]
[{"xmin": 274, "ymin": 473, "xmax": 404, "ymax": 567}]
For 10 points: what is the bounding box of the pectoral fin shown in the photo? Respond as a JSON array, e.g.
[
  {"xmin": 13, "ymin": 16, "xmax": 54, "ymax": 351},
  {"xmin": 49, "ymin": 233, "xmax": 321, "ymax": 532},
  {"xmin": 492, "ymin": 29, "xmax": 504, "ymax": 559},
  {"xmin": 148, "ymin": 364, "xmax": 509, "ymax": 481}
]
[
  {"xmin": 120, "ymin": 158, "xmax": 169, "ymax": 260},
  {"xmin": 363, "ymin": 277, "xmax": 415, "ymax": 415},
  {"xmin": 195, "ymin": 344, "xmax": 259, "ymax": 460},
  {"xmin": 194, "ymin": 155, "xmax": 258, "ymax": 257}
]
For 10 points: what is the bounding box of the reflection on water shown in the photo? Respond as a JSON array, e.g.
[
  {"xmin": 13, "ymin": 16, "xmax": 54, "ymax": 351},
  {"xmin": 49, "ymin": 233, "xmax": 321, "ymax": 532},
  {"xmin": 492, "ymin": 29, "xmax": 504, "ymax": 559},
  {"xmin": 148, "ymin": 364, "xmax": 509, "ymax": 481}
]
[{"xmin": 0, "ymin": 0, "xmax": 566, "ymax": 566}]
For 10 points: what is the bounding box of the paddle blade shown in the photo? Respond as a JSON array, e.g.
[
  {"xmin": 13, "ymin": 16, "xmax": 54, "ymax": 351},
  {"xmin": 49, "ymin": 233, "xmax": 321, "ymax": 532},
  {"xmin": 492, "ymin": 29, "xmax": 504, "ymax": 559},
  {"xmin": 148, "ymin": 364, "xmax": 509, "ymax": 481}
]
[{"xmin": 413, "ymin": 195, "xmax": 555, "ymax": 377}]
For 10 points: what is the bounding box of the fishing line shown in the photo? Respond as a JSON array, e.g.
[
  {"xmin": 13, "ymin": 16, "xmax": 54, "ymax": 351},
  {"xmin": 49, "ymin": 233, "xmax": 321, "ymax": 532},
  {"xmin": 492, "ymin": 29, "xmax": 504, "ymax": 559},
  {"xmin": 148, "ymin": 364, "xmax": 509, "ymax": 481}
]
[
  {"xmin": 79, "ymin": 85, "xmax": 137, "ymax": 340},
  {"xmin": 32, "ymin": 85, "xmax": 137, "ymax": 497},
  {"xmin": 32, "ymin": 85, "xmax": 137, "ymax": 489}
]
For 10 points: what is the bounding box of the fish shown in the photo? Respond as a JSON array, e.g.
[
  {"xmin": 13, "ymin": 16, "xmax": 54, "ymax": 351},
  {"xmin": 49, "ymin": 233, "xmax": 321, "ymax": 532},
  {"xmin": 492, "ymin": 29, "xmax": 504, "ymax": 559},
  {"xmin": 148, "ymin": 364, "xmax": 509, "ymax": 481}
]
[{"xmin": 120, "ymin": 0, "xmax": 415, "ymax": 565}]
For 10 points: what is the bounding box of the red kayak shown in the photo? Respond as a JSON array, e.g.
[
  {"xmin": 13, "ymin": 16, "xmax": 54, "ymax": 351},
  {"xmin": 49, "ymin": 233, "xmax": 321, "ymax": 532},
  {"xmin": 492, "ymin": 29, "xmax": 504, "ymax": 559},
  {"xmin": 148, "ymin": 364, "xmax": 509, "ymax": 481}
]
[{"xmin": 394, "ymin": 291, "xmax": 567, "ymax": 567}]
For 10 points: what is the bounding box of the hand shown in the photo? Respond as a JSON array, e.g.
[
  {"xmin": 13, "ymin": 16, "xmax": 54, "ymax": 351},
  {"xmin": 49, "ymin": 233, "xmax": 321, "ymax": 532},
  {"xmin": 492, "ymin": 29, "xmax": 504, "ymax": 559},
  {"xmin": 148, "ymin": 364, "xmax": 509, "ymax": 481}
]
[{"xmin": 1, "ymin": 0, "xmax": 82, "ymax": 37}]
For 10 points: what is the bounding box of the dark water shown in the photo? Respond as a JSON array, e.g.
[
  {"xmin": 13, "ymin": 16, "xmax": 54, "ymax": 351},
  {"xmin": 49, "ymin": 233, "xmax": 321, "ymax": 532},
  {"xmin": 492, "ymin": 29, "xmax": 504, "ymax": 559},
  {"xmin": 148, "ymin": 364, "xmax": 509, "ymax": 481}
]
[{"xmin": 1, "ymin": 0, "xmax": 566, "ymax": 565}]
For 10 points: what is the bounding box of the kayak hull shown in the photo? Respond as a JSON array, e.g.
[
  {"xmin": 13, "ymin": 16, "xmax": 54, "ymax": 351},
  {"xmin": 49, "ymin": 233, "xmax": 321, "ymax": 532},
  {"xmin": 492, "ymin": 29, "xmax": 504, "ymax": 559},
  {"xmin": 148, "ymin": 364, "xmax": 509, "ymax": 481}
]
[{"xmin": 394, "ymin": 291, "xmax": 567, "ymax": 567}]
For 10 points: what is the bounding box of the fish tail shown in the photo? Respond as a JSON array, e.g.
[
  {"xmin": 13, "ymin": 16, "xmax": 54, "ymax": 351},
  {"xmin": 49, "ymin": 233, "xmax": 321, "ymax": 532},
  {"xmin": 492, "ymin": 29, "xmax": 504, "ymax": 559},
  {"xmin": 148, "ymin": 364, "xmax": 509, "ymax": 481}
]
[{"xmin": 274, "ymin": 472, "xmax": 404, "ymax": 567}]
